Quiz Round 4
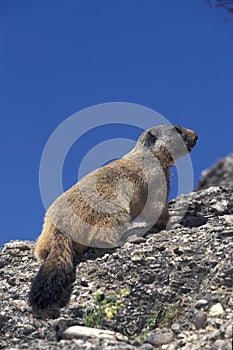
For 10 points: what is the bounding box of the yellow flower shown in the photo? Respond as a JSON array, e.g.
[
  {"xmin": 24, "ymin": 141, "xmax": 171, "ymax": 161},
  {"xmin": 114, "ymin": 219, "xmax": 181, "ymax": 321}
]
[
  {"xmin": 105, "ymin": 305, "xmax": 117, "ymax": 319},
  {"xmin": 119, "ymin": 288, "xmax": 130, "ymax": 297}
]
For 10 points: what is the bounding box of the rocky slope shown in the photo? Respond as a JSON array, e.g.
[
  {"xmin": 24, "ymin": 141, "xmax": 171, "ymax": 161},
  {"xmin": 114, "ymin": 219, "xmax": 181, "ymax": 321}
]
[
  {"xmin": 0, "ymin": 158, "xmax": 233, "ymax": 350},
  {"xmin": 197, "ymin": 153, "xmax": 233, "ymax": 190}
]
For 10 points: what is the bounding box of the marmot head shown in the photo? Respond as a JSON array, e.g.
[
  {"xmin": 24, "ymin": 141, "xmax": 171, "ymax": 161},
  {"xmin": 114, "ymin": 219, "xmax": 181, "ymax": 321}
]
[{"xmin": 137, "ymin": 125, "xmax": 198, "ymax": 161}]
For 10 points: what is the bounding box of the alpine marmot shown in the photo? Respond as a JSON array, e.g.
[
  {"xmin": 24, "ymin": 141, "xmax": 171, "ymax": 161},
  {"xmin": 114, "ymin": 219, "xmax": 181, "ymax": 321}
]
[{"xmin": 29, "ymin": 124, "xmax": 198, "ymax": 316}]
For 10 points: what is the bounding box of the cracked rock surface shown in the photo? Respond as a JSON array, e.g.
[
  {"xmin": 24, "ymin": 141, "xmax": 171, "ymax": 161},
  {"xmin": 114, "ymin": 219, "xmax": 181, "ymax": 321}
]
[{"xmin": 0, "ymin": 174, "xmax": 233, "ymax": 349}]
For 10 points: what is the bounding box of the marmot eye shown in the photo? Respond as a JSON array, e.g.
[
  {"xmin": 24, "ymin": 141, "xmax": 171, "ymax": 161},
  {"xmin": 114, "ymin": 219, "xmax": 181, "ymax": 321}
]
[{"xmin": 174, "ymin": 126, "xmax": 183, "ymax": 135}]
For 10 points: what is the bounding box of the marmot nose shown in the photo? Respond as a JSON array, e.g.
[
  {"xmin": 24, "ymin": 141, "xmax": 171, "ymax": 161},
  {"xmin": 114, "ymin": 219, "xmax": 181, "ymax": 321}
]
[{"xmin": 193, "ymin": 133, "xmax": 198, "ymax": 142}]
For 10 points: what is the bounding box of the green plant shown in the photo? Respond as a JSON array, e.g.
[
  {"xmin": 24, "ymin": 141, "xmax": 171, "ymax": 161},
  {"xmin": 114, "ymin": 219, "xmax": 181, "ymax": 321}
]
[
  {"xmin": 159, "ymin": 303, "xmax": 183, "ymax": 327},
  {"xmin": 83, "ymin": 288, "xmax": 130, "ymax": 328},
  {"xmin": 143, "ymin": 300, "xmax": 183, "ymax": 333}
]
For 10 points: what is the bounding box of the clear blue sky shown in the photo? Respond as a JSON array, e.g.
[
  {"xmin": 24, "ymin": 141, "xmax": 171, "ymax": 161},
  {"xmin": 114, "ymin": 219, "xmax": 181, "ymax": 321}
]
[{"xmin": 0, "ymin": 1, "xmax": 232, "ymax": 247}]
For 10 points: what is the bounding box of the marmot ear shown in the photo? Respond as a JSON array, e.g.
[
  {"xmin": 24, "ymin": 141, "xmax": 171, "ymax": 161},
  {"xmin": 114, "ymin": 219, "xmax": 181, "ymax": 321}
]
[
  {"xmin": 174, "ymin": 126, "xmax": 183, "ymax": 135},
  {"xmin": 147, "ymin": 131, "xmax": 157, "ymax": 143}
]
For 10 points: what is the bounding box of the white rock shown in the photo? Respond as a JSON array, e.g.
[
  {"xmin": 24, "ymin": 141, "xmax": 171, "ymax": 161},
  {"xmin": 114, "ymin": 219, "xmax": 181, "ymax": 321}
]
[
  {"xmin": 209, "ymin": 303, "xmax": 224, "ymax": 317},
  {"xmin": 63, "ymin": 325, "xmax": 127, "ymax": 341},
  {"xmin": 225, "ymin": 324, "xmax": 232, "ymax": 339},
  {"xmin": 223, "ymin": 214, "xmax": 233, "ymax": 226}
]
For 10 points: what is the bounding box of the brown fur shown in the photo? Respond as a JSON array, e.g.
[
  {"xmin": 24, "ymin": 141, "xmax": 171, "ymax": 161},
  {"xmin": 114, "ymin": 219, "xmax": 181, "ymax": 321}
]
[{"xmin": 29, "ymin": 125, "xmax": 198, "ymax": 316}]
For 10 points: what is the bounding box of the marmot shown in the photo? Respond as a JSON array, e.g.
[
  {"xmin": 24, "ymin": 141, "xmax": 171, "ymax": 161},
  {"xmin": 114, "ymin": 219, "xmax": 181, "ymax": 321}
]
[{"xmin": 29, "ymin": 125, "xmax": 198, "ymax": 316}]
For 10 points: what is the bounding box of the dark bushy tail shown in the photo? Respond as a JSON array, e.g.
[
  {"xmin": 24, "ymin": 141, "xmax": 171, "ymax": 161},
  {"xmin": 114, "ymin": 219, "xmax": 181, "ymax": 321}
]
[{"xmin": 28, "ymin": 230, "xmax": 77, "ymax": 318}]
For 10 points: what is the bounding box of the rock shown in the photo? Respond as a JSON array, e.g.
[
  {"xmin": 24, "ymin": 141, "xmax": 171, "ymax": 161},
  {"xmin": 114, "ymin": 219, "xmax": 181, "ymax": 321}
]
[
  {"xmin": 80, "ymin": 279, "xmax": 89, "ymax": 287},
  {"xmin": 197, "ymin": 153, "xmax": 233, "ymax": 190},
  {"xmin": 208, "ymin": 329, "xmax": 221, "ymax": 340},
  {"xmin": 0, "ymin": 259, "xmax": 8, "ymax": 268},
  {"xmin": 194, "ymin": 299, "xmax": 209, "ymax": 309},
  {"xmin": 222, "ymin": 267, "xmax": 233, "ymax": 287},
  {"xmin": 138, "ymin": 344, "xmax": 154, "ymax": 350},
  {"xmin": 225, "ymin": 324, "xmax": 232, "ymax": 339},
  {"xmin": 166, "ymin": 344, "xmax": 177, "ymax": 350},
  {"xmin": 193, "ymin": 311, "xmax": 207, "ymax": 329},
  {"xmin": 4, "ymin": 241, "xmax": 31, "ymax": 251},
  {"xmin": 182, "ymin": 215, "xmax": 207, "ymax": 227},
  {"xmin": 211, "ymin": 199, "xmax": 229, "ymax": 215},
  {"xmin": 146, "ymin": 332, "xmax": 174, "ymax": 346},
  {"xmin": 171, "ymin": 323, "xmax": 180, "ymax": 334},
  {"xmin": 212, "ymin": 339, "xmax": 229, "ymax": 350},
  {"xmin": 63, "ymin": 325, "xmax": 128, "ymax": 341},
  {"xmin": 127, "ymin": 235, "xmax": 147, "ymax": 244},
  {"xmin": 209, "ymin": 303, "xmax": 225, "ymax": 317}
]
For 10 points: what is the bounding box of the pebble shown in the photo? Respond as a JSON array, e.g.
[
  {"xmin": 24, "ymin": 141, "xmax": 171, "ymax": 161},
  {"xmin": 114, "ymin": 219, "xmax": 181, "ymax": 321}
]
[
  {"xmin": 171, "ymin": 323, "xmax": 180, "ymax": 334},
  {"xmin": 209, "ymin": 303, "xmax": 225, "ymax": 317},
  {"xmin": 166, "ymin": 344, "xmax": 177, "ymax": 350},
  {"xmin": 139, "ymin": 344, "xmax": 153, "ymax": 350},
  {"xmin": 146, "ymin": 332, "xmax": 174, "ymax": 346},
  {"xmin": 194, "ymin": 299, "xmax": 208, "ymax": 309},
  {"xmin": 183, "ymin": 215, "xmax": 207, "ymax": 227},
  {"xmin": 212, "ymin": 339, "xmax": 228, "ymax": 350},
  {"xmin": 211, "ymin": 200, "xmax": 229, "ymax": 214},
  {"xmin": 0, "ymin": 260, "xmax": 8, "ymax": 268},
  {"xmin": 193, "ymin": 311, "xmax": 207, "ymax": 330},
  {"xmin": 208, "ymin": 330, "xmax": 220, "ymax": 340},
  {"xmin": 225, "ymin": 324, "xmax": 232, "ymax": 339},
  {"xmin": 127, "ymin": 235, "xmax": 146, "ymax": 244},
  {"xmin": 131, "ymin": 254, "xmax": 144, "ymax": 262}
]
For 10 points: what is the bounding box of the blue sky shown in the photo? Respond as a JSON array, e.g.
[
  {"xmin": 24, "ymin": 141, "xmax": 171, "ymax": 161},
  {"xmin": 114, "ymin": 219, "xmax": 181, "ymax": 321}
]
[{"xmin": 0, "ymin": 1, "xmax": 232, "ymax": 247}]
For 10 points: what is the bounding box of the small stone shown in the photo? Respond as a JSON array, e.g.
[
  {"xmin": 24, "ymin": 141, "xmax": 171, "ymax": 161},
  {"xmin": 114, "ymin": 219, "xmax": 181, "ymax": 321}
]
[
  {"xmin": 170, "ymin": 223, "xmax": 182, "ymax": 229},
  {"xmin": 212, "ymin": 200, "xmax": 228, "ymax": 214},
  {"xmin": 139, "ymin": 344, "xmax": 153, "ymax": 350},
  {"xmin": 146, "ymin": 332, "xmax": 174, "ymax": 346},
  {"xmin": 80, "ymin": 279, "xmax": 88, "ymax": 287},
  {"xmin": 127, "ymin": 235, "xmax": 146, "ymax": 244},
  {"xmin": 13, "ymin": 300, "xmax": 28, "ymax": 312},
  {"xmin": 217, "ymin": 230, "xmax": 233, "ymax": 238},
  {"xmin": 180, "ymin": 286, "xmax": 191, "ymax": 294},
  {"xmin": 131, "ymin": 254, "xmax": 143, "ymax": 262},
  {"xmin": 194, "ymin": 299, "xmax": 209, "ymax": 309},
  {"xmin": 222, "ymin": 267, "xmax": 233, "ymax": 287},
  {"xmin": 171, "ymin": 323, "xmax": 180, "ymax": 334},
  {"xmin": 173, "ymin": 247, "xmax": 183, "ymax": 256},
  {"xmin": 4, "ymin": 241, "xmax": 31, "ymax": 250},
  {"xmin": 157, "ymin": 246, "xmax": 166, "ymax": 252},
  {"xmin": 193, "ymin": 311, "xmax": 207, "ymax": 329},
  {"xmin": 166, "ymin": 344, "xmax": 177, "ymax": 350},
  {"xmin": 21, "ymin": 257, "xmax": 28, "ymax": 262},
  {"xmin": 208, "ymin": 330, "xmax": 220, "ymax": 340},
  {"xmin": 225, "ymin": 324, "xmax": 232, "ymax": 339},
  {"xmin": 209, "ymin": 303, "xmax": 224, "ymax": 317},
  {"xmin": 183, "ymin": 215, "xmax": 207, "ymax": 227},
  {"xmin": 177, "ymin": 333, "xmax": 187, "ymax": 339},
  {"xmin": 0, "ymin": 260, "xmax": 8, "ymax": 268},
  {"xmin": 212, "ymin": 339, "xmax": 227, "ymax": 350}
]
